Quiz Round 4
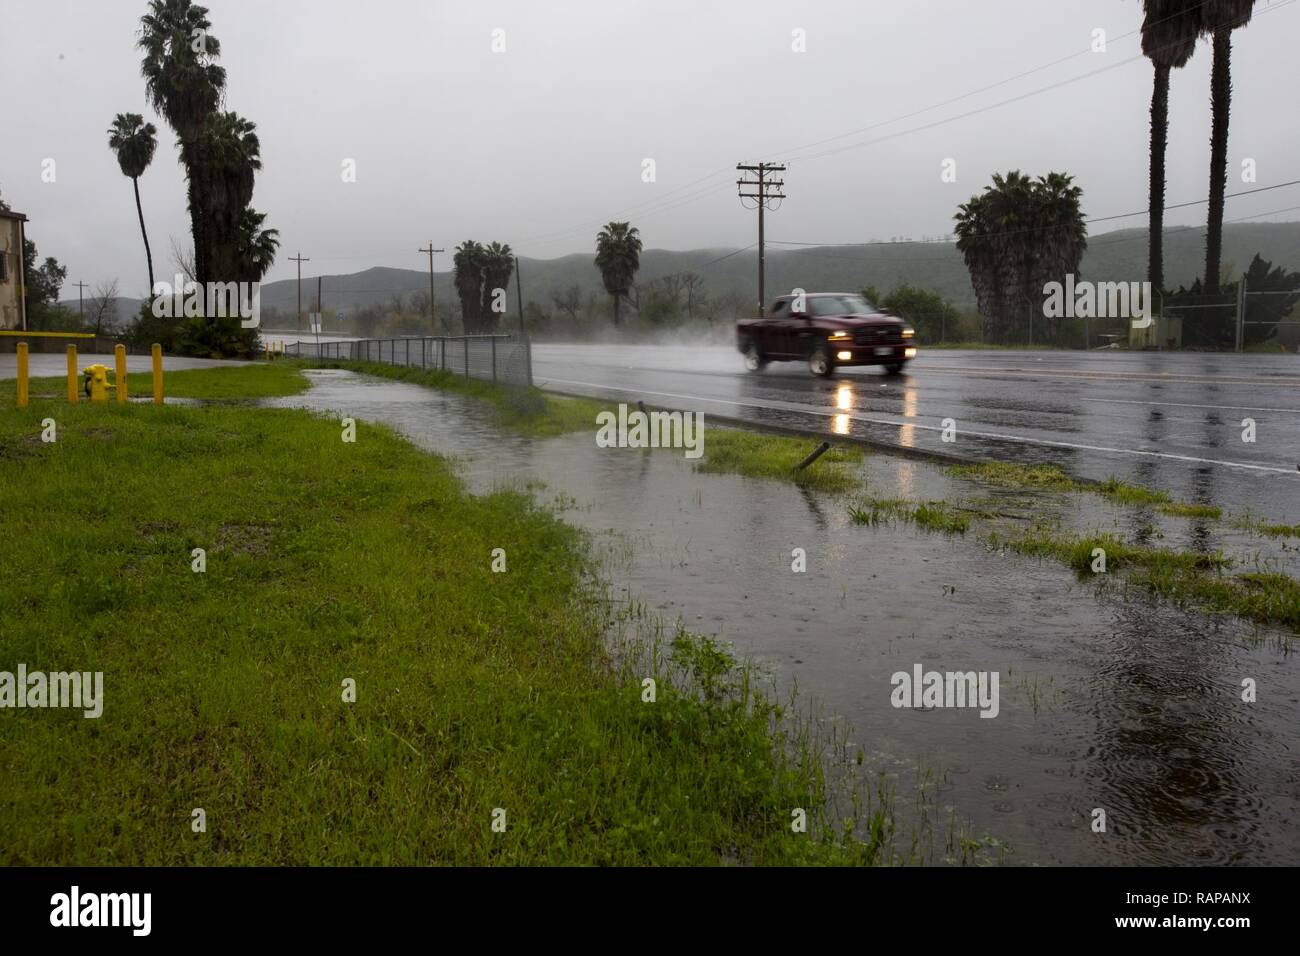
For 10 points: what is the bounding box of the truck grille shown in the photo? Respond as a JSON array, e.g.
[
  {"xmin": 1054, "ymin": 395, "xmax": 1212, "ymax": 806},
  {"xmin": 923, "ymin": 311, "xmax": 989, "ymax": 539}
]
[{"xmin": 853, "ymin": 326, "xmax": 900, "ymax": 346}]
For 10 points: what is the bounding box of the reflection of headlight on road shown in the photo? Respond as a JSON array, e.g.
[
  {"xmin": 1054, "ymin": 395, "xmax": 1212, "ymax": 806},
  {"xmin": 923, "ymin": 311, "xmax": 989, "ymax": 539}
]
[
  {"xmin": 837, "ymin": 350, "xmax": 852, "ymax": 360},
  {"xmin": 905, "ymin": 347, "xmax": 917, "ymax": 358},
  {"xmin": 833, "ymin": 413, "xmax": 850, "ymax": 435},
  {"xmin": 836, "ymin": 384, "xmax": 853, "ymax": 410}
]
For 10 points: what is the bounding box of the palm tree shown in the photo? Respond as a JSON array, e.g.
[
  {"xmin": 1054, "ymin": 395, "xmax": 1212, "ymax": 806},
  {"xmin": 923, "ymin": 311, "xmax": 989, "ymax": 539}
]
[
  {"xmin": 1142, "ymin": 0, "xmax": 1200, "ymax": 296},
  {"xmin": 480, "ymin": 242, "xmax": 515, "ymax": 332},
  {"xmin": 1028, "ymin": 172, "xmax": 1087, "ymax": 343},
  {"xmin": 107, "ymin": 112, "xmax": 159, "ymax": 295},
  {"xmin": 238, "ymin": 207, "xmax": 279, "ymax": 280},
  {"xmin": 202, "ymin": 111, "xmax": 261, "ymax": 283},
  {"xmin": 453, "ymin": 241, "xmax": 487, "ymax": 334},
  {"xmin": 955, "ymin": 172, "xmax": 1086, "ymax": 344},
  {"xmin": 594, "ymin": 222, "xmax": 642, "ymax": 325},
  {"xmin": 1200, "ymin": 0, "xmax": 1256, "ymax": 294},
  {"xmin": 138, "ymin": 0, "xmax": 225, "ymax": 284}
]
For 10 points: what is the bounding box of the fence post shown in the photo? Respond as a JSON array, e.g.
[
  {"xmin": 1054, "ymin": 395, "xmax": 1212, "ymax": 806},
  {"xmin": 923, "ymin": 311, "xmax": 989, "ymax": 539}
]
[
  {"xmin": 1236, "ymin": 275, "xmax": 1247, "ymax": 353},
  {"xmin": 491, "ymin": 337, "xmax": 497, "ymax": 382},
  {"xmin": 464, "ymin": 337, "xmax": 470, "ymax": 379}
]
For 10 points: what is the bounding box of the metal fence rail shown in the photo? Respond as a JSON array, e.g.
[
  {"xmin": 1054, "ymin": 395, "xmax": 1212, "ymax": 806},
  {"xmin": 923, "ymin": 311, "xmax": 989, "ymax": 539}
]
[{"xmin": 285, "ymin": 334, "xmax": 532, "ymax": 387}]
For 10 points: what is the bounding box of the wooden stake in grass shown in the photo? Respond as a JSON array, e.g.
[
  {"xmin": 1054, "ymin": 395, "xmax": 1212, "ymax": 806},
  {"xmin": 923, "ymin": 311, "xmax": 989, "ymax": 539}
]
[{"xmin": 795, "ymin": 440, "xmax": 832, "ymax": 471}]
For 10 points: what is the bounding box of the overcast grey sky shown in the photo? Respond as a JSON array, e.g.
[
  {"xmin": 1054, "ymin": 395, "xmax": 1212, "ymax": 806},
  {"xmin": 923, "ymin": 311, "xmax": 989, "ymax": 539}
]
[{"xmin": 2, "ymin": 0, "xmax": 1297, "ymax": 297}]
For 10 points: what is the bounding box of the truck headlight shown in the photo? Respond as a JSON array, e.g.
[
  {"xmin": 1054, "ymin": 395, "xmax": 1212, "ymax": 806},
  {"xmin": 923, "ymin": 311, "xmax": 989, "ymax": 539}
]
[
  {"xmin": 901, "ymin": 328, "xmax": 914, "ymax": 338},
  {"xmin": 828, "ymin": 332, "xmax": 850, "ymax": 341}
]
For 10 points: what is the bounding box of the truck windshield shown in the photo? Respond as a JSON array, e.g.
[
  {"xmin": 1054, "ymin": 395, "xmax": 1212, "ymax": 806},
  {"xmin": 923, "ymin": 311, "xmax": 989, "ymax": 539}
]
[{"xmin": 809, "ymin": 295, "xmax": 876, "ymax": 316}]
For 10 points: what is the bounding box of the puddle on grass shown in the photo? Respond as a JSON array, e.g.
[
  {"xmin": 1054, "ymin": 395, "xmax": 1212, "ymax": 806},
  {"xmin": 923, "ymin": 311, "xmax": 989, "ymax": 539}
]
[{"xmin": 265, "ymin": 369, "xmax": 1300, "ymax": 865}]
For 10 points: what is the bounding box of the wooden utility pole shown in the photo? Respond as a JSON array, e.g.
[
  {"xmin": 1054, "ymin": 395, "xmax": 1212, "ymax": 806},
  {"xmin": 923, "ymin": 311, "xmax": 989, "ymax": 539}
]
[
  {"xmin": 419, "ymin": 243, "xmax": 444, "ymax": 333},
  {"xmin": 289, "ymin": 252, "xmax": 310, "ymax": 333},
  {"xmin": 73, "ymin": 280, "xmax": 89, "ymax": 319},
  {"xmin": 736, "ymin": 162, "xmax": 785, "ymax": 316}
]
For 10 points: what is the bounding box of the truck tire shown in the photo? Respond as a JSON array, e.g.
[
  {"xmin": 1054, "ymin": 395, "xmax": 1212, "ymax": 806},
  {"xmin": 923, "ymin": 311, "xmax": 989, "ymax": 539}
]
[
  {"xmin": 884, "ymin": 362, "xmax": 906, "ymax": 375},
  {"xmin": 742, "ymin": 339, "xmax": 767, "ymax": 372},
  {"xmin": 808, "ymin": 343, "xmax": 833, "ymax": 377}
]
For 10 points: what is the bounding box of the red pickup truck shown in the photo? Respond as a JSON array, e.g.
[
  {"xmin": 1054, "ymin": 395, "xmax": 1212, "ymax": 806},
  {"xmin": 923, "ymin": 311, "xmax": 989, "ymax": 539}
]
[{"xmin": 737, "ymin": 292, "xmax": 916, "ymax": 376}]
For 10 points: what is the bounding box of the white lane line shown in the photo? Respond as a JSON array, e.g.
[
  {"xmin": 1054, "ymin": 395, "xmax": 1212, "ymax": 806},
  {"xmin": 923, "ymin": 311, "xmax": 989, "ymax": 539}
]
[
  {"xmin": 541, "ymin": 377, "xmax": 1300, "ymax": 476},
  {"xmin": 1079, "ymin": 396, "xmax": 1300, "ymax": 414},
  {"xmin": 911, "ymin": 364, "xmax": 1300, "ymax": 387}
]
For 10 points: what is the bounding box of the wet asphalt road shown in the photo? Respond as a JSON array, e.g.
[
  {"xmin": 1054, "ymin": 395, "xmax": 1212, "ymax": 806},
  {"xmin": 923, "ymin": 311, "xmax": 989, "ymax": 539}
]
[{"xmin": 533, "ymin": 344, "xmax": 1300, "ymax": 522}]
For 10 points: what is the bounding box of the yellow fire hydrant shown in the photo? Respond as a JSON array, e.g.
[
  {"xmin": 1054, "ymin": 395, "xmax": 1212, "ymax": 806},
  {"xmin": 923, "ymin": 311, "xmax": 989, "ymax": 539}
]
[{"xmin": 82, "ymin": 364, "xmax": 114, "ymax": 403}]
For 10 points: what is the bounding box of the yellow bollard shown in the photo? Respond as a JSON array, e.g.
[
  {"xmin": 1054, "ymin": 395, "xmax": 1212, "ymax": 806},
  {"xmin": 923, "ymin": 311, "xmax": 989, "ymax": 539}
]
[
  {"xmin": 115, "ymin": 344, "xmax": 128, "ymax": 404},
  {"xmin": 16, "ymin": 342, "xmax": 28, "ymax": 408},
  {"xmin": 152, "ymin": 343, "xmax": 163, "ymax": 405},
  {"xmin": 67, "ymin": 345, "xmax": 79, "ymax": 404}
]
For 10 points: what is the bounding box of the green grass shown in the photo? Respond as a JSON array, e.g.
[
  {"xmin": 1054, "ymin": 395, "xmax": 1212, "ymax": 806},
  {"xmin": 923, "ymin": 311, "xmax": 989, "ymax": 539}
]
[
  {"xmin": 948, "ymin": 461, "xmax": 1076, "ymax": 492},
  {"xmin": 694, "ymin": 429, "xmax": 865, "ymax": 494},
  {"xmin": 18, "ymin": 361, "xmax": 309, "ymax": 401},
  {"xmin": 1234, "ymin": 519, "xmax": 1300, "ymax": 539},
  {"xmin": 0, "ymin": 383, "xmax": 890, "ymax": 865},
  {"xmin": 992, "ymin": 529, "xmax": 1230, "ymax": 575},
  {"xmin": 948, "ymin": 461, "xmax": 1222, "ymax": 520},
  {"xmin": 850, "ymin": 488, "xmax": 1300, "ymax": 630},
  {"xmin": 849, "ymin": 498, "xmax": 970, "ymax": 534},
  {"xmin": 985, "ymin": 526, "xmax": 1300, "ymax": 629}
]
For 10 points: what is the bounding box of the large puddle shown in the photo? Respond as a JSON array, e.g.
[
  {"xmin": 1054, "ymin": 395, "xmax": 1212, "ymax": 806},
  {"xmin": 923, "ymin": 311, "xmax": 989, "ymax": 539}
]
[{"xmin": 266, "ymin": 369, "xmax": 1300, "ymax": 865}]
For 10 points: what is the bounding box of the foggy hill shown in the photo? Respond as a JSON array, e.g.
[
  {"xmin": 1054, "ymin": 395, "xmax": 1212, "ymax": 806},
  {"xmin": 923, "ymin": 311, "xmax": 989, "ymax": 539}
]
[{"xmin": 68, "ymin": 222, "xmax": 1300, "ymax": 323}]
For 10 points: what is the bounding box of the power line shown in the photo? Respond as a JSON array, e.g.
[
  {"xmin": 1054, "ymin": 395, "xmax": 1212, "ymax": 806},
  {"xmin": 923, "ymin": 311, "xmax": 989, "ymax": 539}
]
[{"xmin": 768, "ymin": 179, "xmax": 1300, "ymax": 251}]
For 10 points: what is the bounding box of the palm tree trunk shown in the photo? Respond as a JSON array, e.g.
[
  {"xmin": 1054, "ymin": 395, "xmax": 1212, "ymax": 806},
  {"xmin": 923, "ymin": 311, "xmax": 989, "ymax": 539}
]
[
  {"xmin": 612, "ymin": 293, "xmax": 621, "ymax": 326},
  {"xmin": 183, "ymin": 146, "xmax": 207, "ymax": 286},
  {"xmin": 1148, "ymin": 63, "xmax": 1171, "ymax": 295},
  {"xmin": 1204, "ymin": 26, "xmax": 1232, "ymax": 295},
  {"xmin": 132, "ymin": 176, "xmax": 156, "ymax": 296}
]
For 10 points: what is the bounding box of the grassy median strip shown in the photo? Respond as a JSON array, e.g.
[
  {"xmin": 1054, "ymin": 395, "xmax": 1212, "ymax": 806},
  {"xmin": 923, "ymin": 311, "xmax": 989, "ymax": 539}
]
[
  {"xmin": 0, "ymin": 380, "xmax": 883, "ymax": 865},
  {"xmin": 19, "ymin": 361, "xmax": 309, "ymax": 401}
]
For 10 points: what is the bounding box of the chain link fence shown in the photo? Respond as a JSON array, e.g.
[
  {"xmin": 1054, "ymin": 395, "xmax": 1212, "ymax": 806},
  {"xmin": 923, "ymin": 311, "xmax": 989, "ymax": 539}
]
[{"xmin": 285, "ymin": 334, "xmax": 532, "ymax": 387}]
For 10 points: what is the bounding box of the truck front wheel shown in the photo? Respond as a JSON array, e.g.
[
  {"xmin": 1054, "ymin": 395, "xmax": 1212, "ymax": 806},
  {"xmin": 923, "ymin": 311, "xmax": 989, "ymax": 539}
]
[{"xmin": 808, "ymin": 343, "xmax": 833, "ymax": 377}]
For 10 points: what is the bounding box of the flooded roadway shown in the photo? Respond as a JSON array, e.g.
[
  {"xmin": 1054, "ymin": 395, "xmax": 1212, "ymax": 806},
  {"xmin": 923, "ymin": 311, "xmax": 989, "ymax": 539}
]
[
  {"xmin": 533, "ymin": 344, "xmax": 1300, "ymax": 524},
  {"xmin": 268, "ymin": 368, "xmax": 1300, "ymax": 866}
]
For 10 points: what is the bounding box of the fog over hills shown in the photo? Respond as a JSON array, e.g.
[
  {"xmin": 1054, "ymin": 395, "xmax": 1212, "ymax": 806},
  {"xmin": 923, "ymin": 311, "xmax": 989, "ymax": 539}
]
[{"xmin": 69, "ymin": 222, "xmax": 1300, "ymax": 323}]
